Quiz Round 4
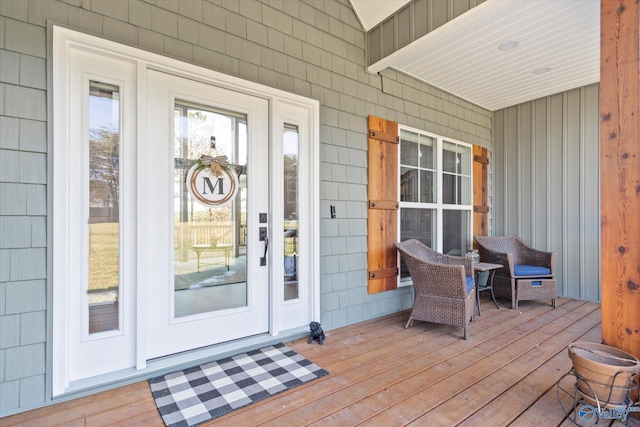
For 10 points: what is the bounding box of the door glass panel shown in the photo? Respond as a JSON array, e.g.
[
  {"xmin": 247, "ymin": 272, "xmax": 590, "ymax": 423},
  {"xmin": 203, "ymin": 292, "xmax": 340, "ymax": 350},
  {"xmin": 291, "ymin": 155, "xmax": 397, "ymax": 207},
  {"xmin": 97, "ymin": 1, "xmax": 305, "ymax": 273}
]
[
  {"xmin": 173, "ymin": 101, "xmax": 247, "ymax": 318},
  {"xmin": 88, "ymin": 81, "xmax": 121, "ymax": 334},
  {"xmin": 284, "ymin": 125, "xmax": 299, "ymax": 300}
]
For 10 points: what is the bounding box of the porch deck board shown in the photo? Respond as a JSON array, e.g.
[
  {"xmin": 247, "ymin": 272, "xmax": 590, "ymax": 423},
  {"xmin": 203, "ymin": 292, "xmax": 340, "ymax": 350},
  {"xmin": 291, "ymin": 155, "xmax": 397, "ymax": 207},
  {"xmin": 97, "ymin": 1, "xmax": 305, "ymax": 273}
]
[
  {"xmin": 342, "ymin": 300, "xmax": 598, "ymax": 426},
  {"xmin": 3, "ymin": 297, "xmax": 624, "ymax": 427},
  {"xmin": 223, "ymin": 296, "xmax": 541, "ymax": 426},
  {"xmin": 418, "ymin": 309, "xmax": 602, "ymax": 426},
  {"xmin": 462, "ymin": 324, "xmax": 602, "ymax": 426},
  {"xmin": 510, "ymin": 382, "xmax": 577, "ymax": 427}
]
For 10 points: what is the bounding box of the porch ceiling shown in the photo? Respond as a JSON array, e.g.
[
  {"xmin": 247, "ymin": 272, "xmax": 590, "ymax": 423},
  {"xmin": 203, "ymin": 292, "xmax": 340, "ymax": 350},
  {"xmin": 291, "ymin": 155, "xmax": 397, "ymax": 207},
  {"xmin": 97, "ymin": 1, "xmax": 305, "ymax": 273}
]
[{"xmin": 352, "ymin": 0, "xmax": 600, "ymax": 111}]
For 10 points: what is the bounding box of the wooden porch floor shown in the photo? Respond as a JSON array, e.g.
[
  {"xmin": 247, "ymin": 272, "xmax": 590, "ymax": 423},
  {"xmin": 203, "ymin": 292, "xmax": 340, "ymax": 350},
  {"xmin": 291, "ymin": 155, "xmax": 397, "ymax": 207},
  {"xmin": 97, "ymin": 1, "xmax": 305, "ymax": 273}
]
[{"xmin": 4, "ymin": 297, "xmax": 632, "ymax": 426}]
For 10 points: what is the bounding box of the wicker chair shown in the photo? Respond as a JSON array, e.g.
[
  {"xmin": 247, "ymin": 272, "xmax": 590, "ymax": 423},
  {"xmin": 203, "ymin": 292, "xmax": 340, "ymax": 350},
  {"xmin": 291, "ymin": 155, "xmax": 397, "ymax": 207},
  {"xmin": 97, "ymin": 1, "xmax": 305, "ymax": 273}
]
[
  {"xmin": 395, "ymin": 239, "xmax": 476, "ymax": 340},
  {"xmin": 474, "ymin": 236, "xmax": 557, "ymax": 309}
]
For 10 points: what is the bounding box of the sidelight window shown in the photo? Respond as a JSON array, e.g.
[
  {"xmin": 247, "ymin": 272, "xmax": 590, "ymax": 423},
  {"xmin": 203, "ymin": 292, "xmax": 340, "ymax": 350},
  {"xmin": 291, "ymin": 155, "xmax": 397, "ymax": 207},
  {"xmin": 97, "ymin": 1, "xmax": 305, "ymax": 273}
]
[{"xmin": 88, "ymin": 81, "xmax": 122, "ymax": 334}]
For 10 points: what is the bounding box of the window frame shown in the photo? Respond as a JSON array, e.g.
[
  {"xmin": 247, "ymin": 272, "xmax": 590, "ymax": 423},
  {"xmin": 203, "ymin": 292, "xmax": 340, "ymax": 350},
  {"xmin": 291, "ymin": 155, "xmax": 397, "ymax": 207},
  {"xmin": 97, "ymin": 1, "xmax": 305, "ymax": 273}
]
[{"xmin": 398, "ymin": 125, "xmax": 474, "ymax": 284}]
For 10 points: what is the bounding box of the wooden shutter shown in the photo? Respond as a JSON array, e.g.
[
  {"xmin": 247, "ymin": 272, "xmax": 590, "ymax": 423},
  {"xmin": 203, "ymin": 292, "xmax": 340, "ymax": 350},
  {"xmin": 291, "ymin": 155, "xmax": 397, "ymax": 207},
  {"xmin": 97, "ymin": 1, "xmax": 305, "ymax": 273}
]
[
  {"xmin": 368, "ymin": 116, "xmax": 399, "ymax": 294},
  {"xmin": 473, "ymin": 145, "xmax": 488, "ymax": 239}
]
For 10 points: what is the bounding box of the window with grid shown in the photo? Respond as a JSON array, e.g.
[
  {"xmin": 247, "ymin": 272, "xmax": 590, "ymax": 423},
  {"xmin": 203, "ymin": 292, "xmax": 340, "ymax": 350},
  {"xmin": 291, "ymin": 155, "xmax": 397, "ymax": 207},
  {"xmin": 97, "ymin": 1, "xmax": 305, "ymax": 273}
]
[{"xmin": 399, "ymin": 128, "xmax": 473, "ymax": 281}]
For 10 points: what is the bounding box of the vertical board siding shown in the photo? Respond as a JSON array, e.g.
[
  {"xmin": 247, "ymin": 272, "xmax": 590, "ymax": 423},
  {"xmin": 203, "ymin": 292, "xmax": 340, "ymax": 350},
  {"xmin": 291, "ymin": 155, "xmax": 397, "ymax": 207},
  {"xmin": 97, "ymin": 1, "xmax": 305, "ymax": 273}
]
[
  {"xmin": 493, "ymin": 84, "xmax": 600, "ymax": 302},
  {"xmin": 414, "ymin": 0, "xmax": 429, "ymax": 38},
  {"xmin": 518, "ymin": 103, "xmax": 532, "ymax": 243},
  {"xmin": 367, "ymin": 0, "xmax": 485, "ymax": 66},
  {"xmin": 493, "ymin": 110, "xmax": 505, "ymax": 235},
  {"xmin": 533, "ymin": 98, "xmax": 548, "ymax": 246},
  {"xmin": 583, "ymin": 85, "xmax": 600, "ymax": 302},
  {"xmin": 565, "ymin": 90, "xmax": 581, "ymax": 299},
  {"xmin": 548, "ymin": 93, "xmax": 564, "ymax": 296},
  {"xmin": 397, "ymin": 6, "xmax": 411, "ymax": 50},
  {"xmin": 504, "ymin": 107, "xmax": 518, "ymax": 235}
]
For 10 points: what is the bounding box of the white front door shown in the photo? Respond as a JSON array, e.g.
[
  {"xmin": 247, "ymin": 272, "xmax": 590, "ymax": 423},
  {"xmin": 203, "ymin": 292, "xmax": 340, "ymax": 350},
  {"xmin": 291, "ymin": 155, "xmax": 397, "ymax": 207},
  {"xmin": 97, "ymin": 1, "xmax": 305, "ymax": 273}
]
[{"xmin": 143, "ymin": 70, "xmax": 270, "ymax": 359}]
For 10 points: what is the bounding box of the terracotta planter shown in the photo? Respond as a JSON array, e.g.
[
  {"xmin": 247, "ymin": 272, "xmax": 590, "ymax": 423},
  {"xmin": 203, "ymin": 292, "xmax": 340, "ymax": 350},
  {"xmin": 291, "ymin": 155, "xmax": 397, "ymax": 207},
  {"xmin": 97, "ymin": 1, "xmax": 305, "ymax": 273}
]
[{"xmin": 568, "ymin": 342, "xmax": 640, "ymax": 406}]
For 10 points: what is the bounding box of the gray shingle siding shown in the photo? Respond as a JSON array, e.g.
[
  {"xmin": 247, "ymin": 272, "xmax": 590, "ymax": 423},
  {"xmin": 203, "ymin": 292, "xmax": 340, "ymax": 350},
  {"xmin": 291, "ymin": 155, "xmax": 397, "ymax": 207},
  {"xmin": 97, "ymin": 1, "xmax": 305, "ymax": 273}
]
[
  {"xmin": 0, "ymin": 3, "xmax": 49, "ymax": 413},
  {"xmin": 0, "ymin": 0, "xmax": 492, "ymax": 415}
]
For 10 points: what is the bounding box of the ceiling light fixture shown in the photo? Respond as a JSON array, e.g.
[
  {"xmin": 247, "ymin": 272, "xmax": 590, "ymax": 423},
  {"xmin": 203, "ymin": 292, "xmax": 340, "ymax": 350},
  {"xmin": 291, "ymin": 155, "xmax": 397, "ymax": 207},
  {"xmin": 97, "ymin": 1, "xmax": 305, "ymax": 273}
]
[
  {"xmin": 533, "ymin": 67, "xmax": 552, "ymax": 75},
  {"xmin": 498, "ymin": 41, "xmax": 519, "ymax": 51}
]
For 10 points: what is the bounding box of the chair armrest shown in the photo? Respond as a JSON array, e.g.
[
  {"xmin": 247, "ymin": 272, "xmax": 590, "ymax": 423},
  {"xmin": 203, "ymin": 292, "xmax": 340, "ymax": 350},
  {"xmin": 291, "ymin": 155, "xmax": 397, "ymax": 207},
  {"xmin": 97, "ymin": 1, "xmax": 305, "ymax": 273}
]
[
  {"xmin": 427, "ymin": 251, "xmax": 473, "ymax": 277},
  {"xmin": 409, "ymin": 262, "xmax": 470, "ymax": 298}
]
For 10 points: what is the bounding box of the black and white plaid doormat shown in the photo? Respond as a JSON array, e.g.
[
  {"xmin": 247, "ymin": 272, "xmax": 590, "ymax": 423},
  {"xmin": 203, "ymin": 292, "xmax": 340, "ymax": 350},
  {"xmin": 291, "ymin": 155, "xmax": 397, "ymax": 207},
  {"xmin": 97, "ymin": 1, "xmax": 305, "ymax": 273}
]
[{"xmin": 149, "ymin": 343, "xmax": 329, "ymax": 427}]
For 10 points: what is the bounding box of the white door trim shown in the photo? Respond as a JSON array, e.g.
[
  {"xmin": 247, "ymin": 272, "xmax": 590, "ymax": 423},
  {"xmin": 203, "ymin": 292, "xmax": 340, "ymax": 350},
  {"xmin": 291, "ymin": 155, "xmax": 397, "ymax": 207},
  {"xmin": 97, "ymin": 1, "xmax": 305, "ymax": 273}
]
[{"xmin": 52, "ymin": 26, "xmax": 320, "ymax": 397}]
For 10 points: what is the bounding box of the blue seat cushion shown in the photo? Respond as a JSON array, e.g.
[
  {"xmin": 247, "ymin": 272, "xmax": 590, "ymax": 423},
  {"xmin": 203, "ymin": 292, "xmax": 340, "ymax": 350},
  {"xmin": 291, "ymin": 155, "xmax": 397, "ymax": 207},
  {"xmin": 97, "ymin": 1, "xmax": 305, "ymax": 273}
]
[
  {"xmin": 514, "ymin": 265, "xmax": 551, "ymax": 276},
  {"xmin": 466, "ymin": 276, "xmax": 474, "ymax": 294}
]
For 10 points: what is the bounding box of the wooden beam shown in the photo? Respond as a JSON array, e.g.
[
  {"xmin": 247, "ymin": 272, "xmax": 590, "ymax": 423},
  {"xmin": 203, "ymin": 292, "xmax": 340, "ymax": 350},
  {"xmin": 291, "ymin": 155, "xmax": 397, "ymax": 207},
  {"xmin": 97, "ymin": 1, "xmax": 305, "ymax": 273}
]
[{"xmin": 600, "ymin": 0, "xmax": 640, "ymax": 358}]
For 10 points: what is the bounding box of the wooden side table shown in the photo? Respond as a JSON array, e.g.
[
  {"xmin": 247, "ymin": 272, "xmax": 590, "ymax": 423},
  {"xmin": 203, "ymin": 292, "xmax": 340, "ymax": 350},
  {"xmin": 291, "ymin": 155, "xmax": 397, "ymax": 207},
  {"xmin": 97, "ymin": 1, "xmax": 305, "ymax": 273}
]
[{"xmin": 473, "ymin": 262, "xmax": 502, "ymax": 315}]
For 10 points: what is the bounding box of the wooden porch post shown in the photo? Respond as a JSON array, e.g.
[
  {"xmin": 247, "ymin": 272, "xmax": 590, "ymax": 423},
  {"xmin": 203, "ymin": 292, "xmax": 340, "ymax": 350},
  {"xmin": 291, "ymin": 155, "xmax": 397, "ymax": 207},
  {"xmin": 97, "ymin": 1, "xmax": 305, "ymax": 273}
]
[{"xmin": 600, "ymin": 0, "xmax": 640, "ymax": 358}]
